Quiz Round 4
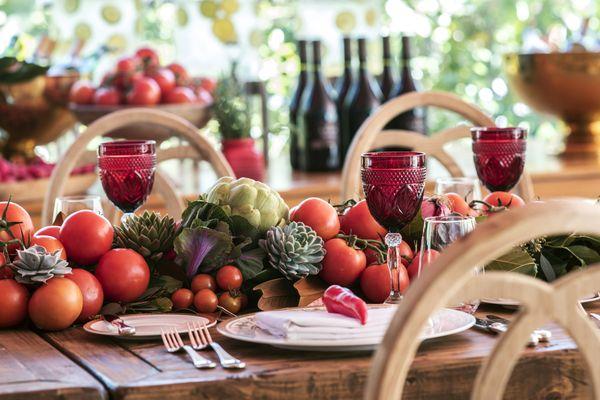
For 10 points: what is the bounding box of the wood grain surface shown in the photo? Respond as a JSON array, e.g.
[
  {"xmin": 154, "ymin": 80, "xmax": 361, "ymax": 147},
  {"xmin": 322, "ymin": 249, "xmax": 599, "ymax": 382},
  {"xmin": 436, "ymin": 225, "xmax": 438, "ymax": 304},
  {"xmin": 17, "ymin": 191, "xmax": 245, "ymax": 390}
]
[
  {"xmin": 0, "ymin": 329, "xmax": 105, "ymax": 400},
  {"xmin": 38, "ymin": 303, "xmax": 599, "ymax": 400}
]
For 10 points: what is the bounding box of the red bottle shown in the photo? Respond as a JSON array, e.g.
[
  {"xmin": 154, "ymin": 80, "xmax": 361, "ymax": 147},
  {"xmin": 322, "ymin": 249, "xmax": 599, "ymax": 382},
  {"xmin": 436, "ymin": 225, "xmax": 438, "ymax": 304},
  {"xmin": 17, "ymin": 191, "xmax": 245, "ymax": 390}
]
[{"xmin": 221, "ymin": 138, "xmax": 265, "ymax": 182}]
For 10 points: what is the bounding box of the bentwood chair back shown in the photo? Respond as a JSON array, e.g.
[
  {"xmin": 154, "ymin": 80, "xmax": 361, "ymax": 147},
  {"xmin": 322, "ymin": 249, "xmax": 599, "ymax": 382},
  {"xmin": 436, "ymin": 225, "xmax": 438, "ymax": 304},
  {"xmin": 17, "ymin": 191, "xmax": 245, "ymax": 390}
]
[
  {"xmin": 42, "ymin": 108, "xmax": 234, "ymax": 226},
  {"xmin": 365, "ymin": 199, "xmax": 600, "ymax": 400},
  {"xmin": 340, "ymin": 91, "xmax": 535, "ymax": 202}
]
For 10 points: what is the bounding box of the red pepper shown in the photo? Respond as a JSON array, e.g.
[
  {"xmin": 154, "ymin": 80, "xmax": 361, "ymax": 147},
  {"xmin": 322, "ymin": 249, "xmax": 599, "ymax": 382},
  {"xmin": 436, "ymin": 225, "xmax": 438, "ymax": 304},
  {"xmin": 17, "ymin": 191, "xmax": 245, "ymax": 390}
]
[{"xmin": 322, "ymin": 285, "xmax": 368, "ymax": 325}]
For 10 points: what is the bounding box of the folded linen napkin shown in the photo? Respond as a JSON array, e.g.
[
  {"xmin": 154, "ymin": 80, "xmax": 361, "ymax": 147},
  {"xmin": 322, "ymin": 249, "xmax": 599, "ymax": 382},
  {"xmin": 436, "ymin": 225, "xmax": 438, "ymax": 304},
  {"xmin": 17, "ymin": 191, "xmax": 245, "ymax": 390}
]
[{"xmin": 254, "ymin": 307, "xmax": 398, "ymax": 341}]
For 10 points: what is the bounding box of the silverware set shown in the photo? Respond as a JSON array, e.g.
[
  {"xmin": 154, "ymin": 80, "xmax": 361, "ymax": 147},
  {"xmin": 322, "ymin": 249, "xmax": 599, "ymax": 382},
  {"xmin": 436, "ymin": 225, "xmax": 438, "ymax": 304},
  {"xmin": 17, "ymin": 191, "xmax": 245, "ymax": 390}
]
[
  {"xmin": 473, "ymin": 314, "xmax": 552, "ymax": 347},
  {"xmin": 160, "ymin": 323, "xmax": 245, "ymax": 369}
]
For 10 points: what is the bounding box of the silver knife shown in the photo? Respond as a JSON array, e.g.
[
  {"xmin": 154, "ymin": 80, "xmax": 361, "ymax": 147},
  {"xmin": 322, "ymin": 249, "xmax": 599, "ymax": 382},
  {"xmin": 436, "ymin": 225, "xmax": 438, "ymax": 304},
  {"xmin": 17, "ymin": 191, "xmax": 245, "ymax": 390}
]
[
  {"xmin": 102, "ymin": 314, "xmax": 136, "ymax": 336},
  {"xmin": 474, "ymin": 317, "xmax": 507, "ymax": 334},
  {"xmin": 486, "ymin": 314, "xmax": 551, "ymax": 343}
]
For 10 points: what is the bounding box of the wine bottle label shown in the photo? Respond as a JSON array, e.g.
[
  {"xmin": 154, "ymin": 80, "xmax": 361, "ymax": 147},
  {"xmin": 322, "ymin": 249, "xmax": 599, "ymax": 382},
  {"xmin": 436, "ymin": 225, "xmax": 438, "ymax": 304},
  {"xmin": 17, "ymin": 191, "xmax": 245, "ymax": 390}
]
[{"xmin": 310, "ymin": 120, "xmax": 338, "ymax": 149}]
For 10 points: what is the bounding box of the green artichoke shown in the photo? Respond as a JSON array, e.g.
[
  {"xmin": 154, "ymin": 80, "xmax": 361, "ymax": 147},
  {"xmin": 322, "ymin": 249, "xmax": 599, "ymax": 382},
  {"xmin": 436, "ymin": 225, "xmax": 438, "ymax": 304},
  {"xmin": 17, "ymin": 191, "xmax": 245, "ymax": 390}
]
[
  {"xmin": 205, "ymin": 176, "xmax": 289, "ymax": 234},
  {"xmin": 260, "ymin": 221, "xmax": 325, "ymax": 281}
]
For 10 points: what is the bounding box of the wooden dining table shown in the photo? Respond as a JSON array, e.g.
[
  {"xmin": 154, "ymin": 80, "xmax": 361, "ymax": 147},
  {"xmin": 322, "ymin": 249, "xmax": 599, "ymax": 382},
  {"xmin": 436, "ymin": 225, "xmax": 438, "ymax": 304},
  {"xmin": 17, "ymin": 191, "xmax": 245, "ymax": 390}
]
[{"xmin": 2, "ymin": 302, "xmax": 597, "ymax": 400}]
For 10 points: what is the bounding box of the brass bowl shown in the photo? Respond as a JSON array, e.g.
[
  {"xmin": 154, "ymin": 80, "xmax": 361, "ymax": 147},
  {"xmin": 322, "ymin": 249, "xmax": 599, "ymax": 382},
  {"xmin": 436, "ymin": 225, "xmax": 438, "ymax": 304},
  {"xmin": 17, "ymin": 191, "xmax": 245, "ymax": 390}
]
[
  {"xmin": 504, "ymin": 52, "xmax": 600, "ymax": 158},
  {"xmin": 0, "ymin": 73, "xmax": 79, "ymax": 160},
  {"xmin": 69, "ymin": 102, "xmax": 213, "ymax": 142}
]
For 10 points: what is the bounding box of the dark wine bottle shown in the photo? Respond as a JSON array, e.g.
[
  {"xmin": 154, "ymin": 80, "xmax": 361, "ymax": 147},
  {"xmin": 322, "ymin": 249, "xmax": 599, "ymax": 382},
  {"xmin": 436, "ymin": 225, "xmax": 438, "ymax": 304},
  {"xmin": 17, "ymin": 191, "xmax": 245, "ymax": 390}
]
[
  {"xmin": 335, "ymin": 36, "xmax": 354, "ymax": 123},
  {"xmin": 379, "ymin": 35, "xmax": 395, "ymax": 101},
  {"xmin": 289, "ymin": 39, "xmax": 309, "ymax": 171},
  {"xmin": 297, "ymin": 40, "xmax": 339, "ymax": 172},
  {"xmin": 341, "ymin": 38, "xmax": 382, "ymax": 160},
  {"xmin": 388, "ymin": 36, "xmax": 427, "ymax": 134}
]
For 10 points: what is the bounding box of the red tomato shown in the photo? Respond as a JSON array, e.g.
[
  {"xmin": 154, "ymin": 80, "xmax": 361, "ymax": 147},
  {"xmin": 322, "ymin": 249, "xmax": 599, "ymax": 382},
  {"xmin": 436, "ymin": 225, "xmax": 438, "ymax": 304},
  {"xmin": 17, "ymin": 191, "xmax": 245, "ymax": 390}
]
[
  {"xmin": 164, "ymin": 87, "xmax": 196, "ymax": 103},
  {"xmin": 218, "ymin": 292, "xmax": 242, "ymax": 314},
  {"xmin": 195, "ymin": 87, "xmax": 213, "ymax": 105},
  {"xmin": 35, "ymin": 225, "xmax": 61, "ymax": 239},
  {"xmin": 166, "ymin": 63, "xmax": 190, "ymax": 86},
  {"xmin": 135, "ymin": 47, "xmax": 160, "ymax": 69},
  {"xmin": 0, "ymin": 279, "xmax": 29, "ymax": 328},
  {"xmin": 93, "ymin": 87, "xmax": 121, "ymax": 105},
  {"xmin": 216, "ymin": 265, "xmax": 243, "ymax": 291},
  {"xmin": 360, "ymin": 264, "xmax": 391, "ymax": 303},
  {"xmin": 171, "ymin": 288, "xmax": 194, "ymax": 310},
  {"xmin": 319, "ymin": 238, "xmax": 366, "ymax": 286},
  {"xmin": 69, "ymin": 81, "xmax": 95, "ymax": 104},
  {"xmin": 291, "ymin": 198, "xmax": 340, "ymax": 240},
  {"xmin": 60, "ymin": 210, "xmax": 113, "ymax": 266},
  {"xmin": 0, "ymin": 201, "xmax": 34, "ymax": 244},
  {"xmin": 66, "ymin": 269, "xmax": 104, "ymax": 322},
  {"xmin": 190, "ymin": 274, "xmax": 216, "ymax": 293},
  {"xmin": 445, "ymin": 192, "xmax": 476, "ymax": 216},
  {"xmin": 194, "ymin": 289, "xmax": 218, "ymax": 313},
  {"xmin": 116, "ymin": 56, "xmax": 140, "ymax": 74},
  {"xmin": 29, "ymin": 278, "xmax": 83, "ymax": 331},
  {"xmin": 126, "ymin": 77, "xmax": 161, "ymax": 105},
  {"xmin": 148, "ymin": 68, "xmax": 176, "ymax": 94},
  {"xmin": 365, "ymin": 241, "xmax": 413, "ymax": 266},
  {"xmin": 407, "ymin": 249, "xmax": 440, "ymax": 280},
  {"xmin": 199, "ymin": 77, "xmax": 217, "ymax": 94},
  {"xmin": 0, "ymin": 253, "xmax": 12, "ymax": 280},
  {"xmin": 483, "ymin": 192, "xmax": 525, "ymax": 214},
  {"xmin": 340, "ymin": 200, "xmax": 387, "ymax": 240},
  {"xmin": 95, "ymin": 249, "xmax": 150, "ymax": 303},
  {"xmin": 30, "ymin": 235, "xmax": 67, "ymax": 260},
  {"xmin": 289, "ymin": 205, "xmax": 298, "ymax": 221}
]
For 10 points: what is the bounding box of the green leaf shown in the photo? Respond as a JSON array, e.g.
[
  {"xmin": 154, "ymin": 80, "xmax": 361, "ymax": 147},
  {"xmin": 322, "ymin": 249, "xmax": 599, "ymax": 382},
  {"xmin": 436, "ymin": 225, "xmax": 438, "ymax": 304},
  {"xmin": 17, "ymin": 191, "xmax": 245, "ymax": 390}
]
[
  {"xmin": 399, "ymin": 209, "xmax": 424, "ymax": 247},
  {"xmin": 0, "ymin": 58, "xmax": 49, "ymax": 83},
  {"xmin": 486, "ymin": 247, "xmax": 537, "ymax": 276},
  {"xmin": 181, "ymin": 199, "xmax": 230, "ymax": 229},
  {"xmin": 567, "ymin": 245, "xmax": 600, "ymax": 266},
  {"xmin": 235, "ymin": 247, "xmax": 266, "ymax": 280},
  {"xmin": 539, "ymin": 252, "xmax": 560, "ymax": 282},
  {"xmin": 230, "ymin": 215, "xmax": 260, "ymax": 242}
]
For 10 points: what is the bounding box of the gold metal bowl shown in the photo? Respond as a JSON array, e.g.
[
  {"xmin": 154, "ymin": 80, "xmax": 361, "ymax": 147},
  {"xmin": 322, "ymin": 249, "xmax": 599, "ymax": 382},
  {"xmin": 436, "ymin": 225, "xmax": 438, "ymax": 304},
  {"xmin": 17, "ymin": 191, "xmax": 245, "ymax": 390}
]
[
  {"xmin": 504, "ymin": 52, "xmax": 600, "ymax": 158},
  {"xmin": 0, "ymin": 73, "xmax": 78, "ymax": 160}
]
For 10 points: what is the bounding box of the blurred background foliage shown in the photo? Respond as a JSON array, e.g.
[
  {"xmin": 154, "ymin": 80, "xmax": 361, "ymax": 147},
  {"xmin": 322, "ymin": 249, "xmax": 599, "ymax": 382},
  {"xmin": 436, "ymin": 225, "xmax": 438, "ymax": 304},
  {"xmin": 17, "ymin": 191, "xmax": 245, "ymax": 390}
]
[{"xmin": 1, "ymin": 0, "xmax": 598, "ymax": 156}]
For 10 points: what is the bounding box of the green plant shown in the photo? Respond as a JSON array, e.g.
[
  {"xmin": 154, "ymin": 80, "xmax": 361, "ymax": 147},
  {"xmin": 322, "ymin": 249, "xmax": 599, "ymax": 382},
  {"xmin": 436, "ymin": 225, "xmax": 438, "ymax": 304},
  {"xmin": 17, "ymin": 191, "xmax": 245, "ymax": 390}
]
[{"xmin": 213, "ymin": 71, "xmax": 251, "ymax": 140}]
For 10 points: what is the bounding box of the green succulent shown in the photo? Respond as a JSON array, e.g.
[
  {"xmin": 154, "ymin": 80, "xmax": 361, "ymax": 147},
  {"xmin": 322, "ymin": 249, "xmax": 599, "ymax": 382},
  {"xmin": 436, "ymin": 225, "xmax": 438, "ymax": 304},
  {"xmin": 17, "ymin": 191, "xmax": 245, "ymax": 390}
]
[
  {"xmin": 205, "ymin": 176, "xmax": 289, "ymax": 234},
  {"xmin": 12, "ymin": 245, "xmax": 71, "ymax": 285}
]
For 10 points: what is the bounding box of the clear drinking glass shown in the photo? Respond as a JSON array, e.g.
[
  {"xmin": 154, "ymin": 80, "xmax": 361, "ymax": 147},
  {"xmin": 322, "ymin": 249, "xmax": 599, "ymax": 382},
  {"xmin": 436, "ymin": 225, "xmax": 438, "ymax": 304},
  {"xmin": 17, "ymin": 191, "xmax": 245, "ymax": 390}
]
[
  {"xmin": 361, "ymin": 151, "xmax": 427, "ymax": 303},
  {"xmin": 434, "ymin": 177, "xmax": 482, "ymax": 203},
  {"xmin": 53, "ymin": 195, "xmax": 104, "ymax": 221},
  {"xmin": 98, "ymin": 140, "xmax": 156, "ymax": 225},
  {"xmin": 418, "ymin": 215, "xmax": 481, "ymax": 314}
]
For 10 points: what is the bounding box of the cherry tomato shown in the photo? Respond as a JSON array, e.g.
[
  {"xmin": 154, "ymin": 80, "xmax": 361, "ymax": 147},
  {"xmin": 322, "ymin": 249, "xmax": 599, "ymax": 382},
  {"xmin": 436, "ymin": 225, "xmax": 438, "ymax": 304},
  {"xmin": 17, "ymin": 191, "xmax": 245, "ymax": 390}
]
[
  {"xmin": 126, "ymin": 77, "xmax": 161, "ymax": 105},
  {"xmin": 199, "ymin": 77, "xmax": 217, "ymax": 94},
  {"xmin": 446, "ymin": 192, "xmax": 476, "ymax": 216},
  {"xmin": 218, "ymin": 292, "xmax": 242, "ymax": 314},
  {"xmin": 66, "ymin": 269, "xmax": 104, "ymax": 322},
  {"xmin": 116, "ymin": 56, "xmax": 140, "ymax": 74},
  {"xmin": 29, "ymin": 278, "xmax": 83, "ymax": 331},
  {"xmin": 407, "ymin": 249, "xmax": 440, "ymax": 280},
  {"xmin": 93, "ymin": 87, "xmax": 121, "ymax": 105},
  {"xmin": 69, "ymin": 81, "xmax": 95, "ymax": 104},
  {"xmin": 0, "ymin": 200, "xmax": 34, "ymax": 244},
  {"xmin": 95, "ymin": 249, "xmax": 150, "ymax": 303},
  {"xmin": 59, "ymin": 210, "xmax": 113, "ymax": 266},
  {"xmin": 483, "ymin": 191, "xmax": 525, "ymax": 214},
  {"xmin": 34, "ymin": 225, "xmax": 60, "ymax": 239},
  {"xmin": 190, "ymin": 274, "xmax": 216, "ymax": 293},
  {"xmin": 135, "ymin": 47, "xmax": 160, "ymax": 70},
  {"xmin": 195, "ymin": 87, "xmax": 213, "ymax": 105},
  {"xmin": 216, "ymin": 265, "xmax": 243, "ymax": 291},
  {"xmin": 166, "ymin": 63, "xmax": 190, "ymax": 86},
  {"xmin": 239, "ymin": 292, "xmax": 248, "ymax": 310},
  {"xmin": 0, "ymin": 279, "xmax": 29, "ymax": 328},
  {"xmin": 164, "ymin": 87, "xmax": 196, "ymax": 104},
  {"xmin": 30, "ymin": 235, "xmax": 67, "ymax": 260},
  {"xmin": 319, "ymin": 238, "xmax": 366, "ymax": 286},
  {"xmin": 291, "ymin": 198, "xmax": 340, "ymax": 240},
  {"xmin": 194, "ymin": 289, "xmax": 218, "ymax": 313},
  {"xmin": 340, "ymin": 200, "xmax": 387, "ymax": 240},
  {"xmin": 171, "ymin": 288, "xmax": 194, "ymax": 310},
  {"xmin": 148, "ymin": 68, "xmax": 176, "ymax": 94}
]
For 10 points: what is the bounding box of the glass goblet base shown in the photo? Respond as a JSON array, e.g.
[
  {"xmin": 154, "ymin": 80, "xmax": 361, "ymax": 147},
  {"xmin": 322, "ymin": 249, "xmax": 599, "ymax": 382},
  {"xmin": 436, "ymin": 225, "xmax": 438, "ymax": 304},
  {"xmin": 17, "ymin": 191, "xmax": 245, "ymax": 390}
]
[{"xmin": 385, "ymin": 232, "xmax": 404, "ymax": 304}]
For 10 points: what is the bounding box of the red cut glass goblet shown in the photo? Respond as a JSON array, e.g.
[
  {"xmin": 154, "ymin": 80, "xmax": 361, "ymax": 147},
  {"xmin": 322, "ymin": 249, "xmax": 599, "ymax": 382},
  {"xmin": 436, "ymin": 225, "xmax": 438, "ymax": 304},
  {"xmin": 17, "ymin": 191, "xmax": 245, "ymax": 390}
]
[
  {"xmin": 361, "ymin": 151, "xmax": 427, "ymax": 303},
  {"xmin": 471, "ymin": 127, "xmax": 527, "ymax": 192},
  {"xmin": 98, "ymin": 140, "xmax": 156, "ymax": 225}
]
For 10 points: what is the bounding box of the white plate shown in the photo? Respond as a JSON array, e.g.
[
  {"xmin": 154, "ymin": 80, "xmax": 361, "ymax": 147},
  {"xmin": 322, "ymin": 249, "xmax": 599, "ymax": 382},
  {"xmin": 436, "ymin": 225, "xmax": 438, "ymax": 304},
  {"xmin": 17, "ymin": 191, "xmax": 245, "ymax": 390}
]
[
  {"xmin": 481, "ymin": 293, "xmax": 600, "ymax": 308},
  {"xmin": 83, "ymin": 313, "xmax": 217, "ymax": 340},
  {"xmin": 217, "ymin": 307, "xmax": 475, "ymax": 352}
]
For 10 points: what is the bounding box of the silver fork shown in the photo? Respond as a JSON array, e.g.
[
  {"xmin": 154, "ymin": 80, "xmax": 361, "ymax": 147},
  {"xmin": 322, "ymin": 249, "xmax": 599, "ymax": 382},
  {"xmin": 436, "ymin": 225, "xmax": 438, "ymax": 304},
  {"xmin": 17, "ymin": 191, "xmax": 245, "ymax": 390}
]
[
  {"xmin": 188, "ymin": 322, "xmax": 246, "ymax": 369},
  {"xmin": 160, "ymin": 328, "xmax": 216, "ymax": 369}
]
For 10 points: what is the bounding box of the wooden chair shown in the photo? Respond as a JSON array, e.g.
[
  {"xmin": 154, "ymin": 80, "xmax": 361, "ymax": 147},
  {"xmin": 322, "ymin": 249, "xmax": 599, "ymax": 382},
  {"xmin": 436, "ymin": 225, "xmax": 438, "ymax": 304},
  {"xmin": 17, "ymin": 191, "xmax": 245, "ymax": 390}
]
[
  {"xmin": 365, "ymin": 199, "xmax": 600, "ymax": 400},
  {"xmin": 42, "ymin": 108, "xmax": 234, "ymax": 226},
  {"xmin": 340, "ymin": 91, "xmax": 535, "ymax": 201}
]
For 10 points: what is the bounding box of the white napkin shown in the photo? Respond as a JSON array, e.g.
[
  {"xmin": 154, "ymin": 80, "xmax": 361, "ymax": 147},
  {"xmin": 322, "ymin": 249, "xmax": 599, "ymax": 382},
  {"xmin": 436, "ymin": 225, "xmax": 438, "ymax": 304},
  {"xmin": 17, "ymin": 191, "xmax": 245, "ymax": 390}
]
[{"xmin": 254, "ymin": 307, "xmax": 397, "ymax": 341}]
